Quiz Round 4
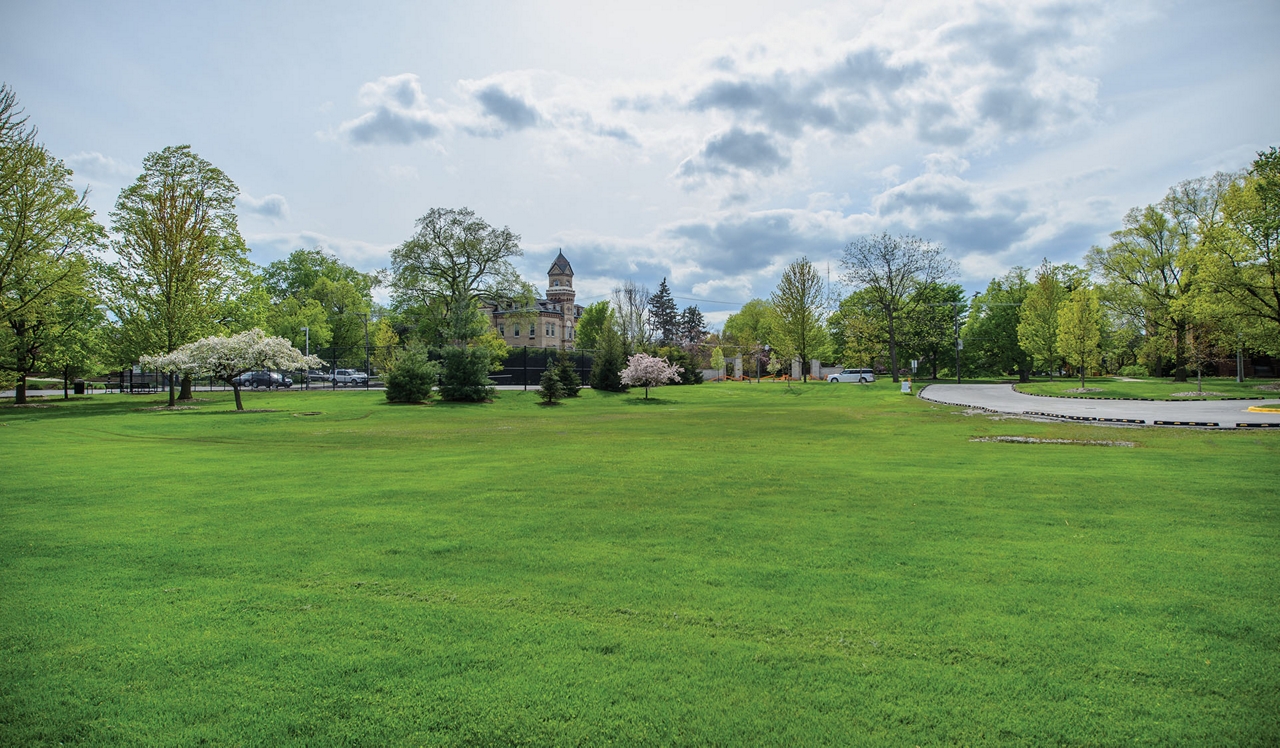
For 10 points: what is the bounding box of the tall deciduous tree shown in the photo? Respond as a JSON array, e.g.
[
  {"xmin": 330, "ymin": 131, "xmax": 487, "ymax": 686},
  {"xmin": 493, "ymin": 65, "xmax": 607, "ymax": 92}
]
[
  {"xmin": 574, "ymin": 300, "xmax": 611, "ymax": 350},
  {"xmin": 722, "ymin": 298, "xmax": 774, "ymax": 371},
  {"xmin": 106, "ymin": 145, "xmax": 246, "ymax": 405},
  {"xmin": 1057, "ymin": 286, "xmax": 1103, "ymax": 389},
  {"xmin": 962, "ymin": 267, "xmax": 1031, "ymax": 381},
  {"xmin": 1088, "ymin": 177, "xmax": 1226, "ymax": 381},
  {"xmin": 611, "ymin": 280, "xmax": 650, "ymax": 353},
  {"xmin": 840, "ymin": 233, "xmax": 954, "ymax": 382},
  {"xmin": 1017, "ymin": 260, "xmax": 1071, "ymax": 380},
  {"xmin": 390, "ymin": 207, "xmax": 531, "ymax": 329},
  {"xmin": 901, "ymin": 282, "xmax": 966, "ymax": 380},
  {"xmin": 1197, "ymin": 148, "xmax": 1280, "ymax": 355},
  {"xmin": 0, "ymin": 84, "xmax": 105, "ymax": 403},
  {"xmin": 770, "ymin": 257, "xmax": 828, "ymax": 381}
]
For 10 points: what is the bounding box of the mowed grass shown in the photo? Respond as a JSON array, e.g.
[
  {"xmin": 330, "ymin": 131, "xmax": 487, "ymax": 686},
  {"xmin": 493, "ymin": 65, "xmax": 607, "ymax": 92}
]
[
  {"xmin": 1, "ymin": 383, "xmax": 1278, "ymax": 746},
  {"xmin": 1016, "ymin": 376, "xmax": 1277, "ymax": 400}
]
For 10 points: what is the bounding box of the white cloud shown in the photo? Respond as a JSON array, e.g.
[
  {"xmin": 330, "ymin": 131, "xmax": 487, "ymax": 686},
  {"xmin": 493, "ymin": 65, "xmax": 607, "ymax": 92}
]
[
  {"xmin": 238, "ymin": 193, "xmax": 289, "ymax": 220},
  {"xmin": 65, "ymin": 151, "xmax": 135, "ymax": 184}
]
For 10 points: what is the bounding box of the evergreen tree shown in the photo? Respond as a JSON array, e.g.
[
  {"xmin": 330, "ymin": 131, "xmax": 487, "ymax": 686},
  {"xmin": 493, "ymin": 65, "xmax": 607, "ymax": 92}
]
[
  {"xmin": 648, "ymin": 278, "xmax": 679, "ymax": 344},
  {"xmin": 678, "ymin": 305, "xmax": 707, "ymax": 346},
  {"xmin": 589, "ymin": 319, "xmax": 626, "ymax": 391},
  {"xmin": 437, "ymin": 304, "xmax": 495, "ymax": 401},
  {"xmin": 384, "ymin": 343, "xmax": 440, "ymax": 403},
  {"xmin": 552, "ymin": 348, "xmax": 581, "ymax": 396},
  {"xmin": 538, "ymin": 367, "xmax": 566, "ymax": 404}
]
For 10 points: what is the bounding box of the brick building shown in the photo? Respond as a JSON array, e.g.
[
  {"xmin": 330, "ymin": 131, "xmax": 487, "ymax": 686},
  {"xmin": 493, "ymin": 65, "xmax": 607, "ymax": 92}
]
[{"xmin": 484, "ymin": 251, "xmax": 583, "ymax": 350}]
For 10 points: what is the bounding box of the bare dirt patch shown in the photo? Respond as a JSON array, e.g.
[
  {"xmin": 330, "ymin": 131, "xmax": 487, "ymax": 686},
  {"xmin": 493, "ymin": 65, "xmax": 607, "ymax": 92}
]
[
  {"xmin": 1064, "ymin": 387, "xmax": 1105, "ymax": 393},
  {"xmin": 970, "ymin": 436, "xmax": 1136, "ymax": 447},
  {"xmin": 1254, "ymin": 383, "xmax": 1280, "ymax": 392},
  {"xmin": 1171, "ymin": 391, "xmax": 1227, "ymax": 398},
  {"xmin": 137, "ymin": 405, "xmax": 201, "ymax": 411}
]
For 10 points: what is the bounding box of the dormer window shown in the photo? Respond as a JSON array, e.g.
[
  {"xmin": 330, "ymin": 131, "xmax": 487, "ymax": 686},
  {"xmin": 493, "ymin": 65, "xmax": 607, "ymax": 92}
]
[{"xmin": 553, "ymin": 280, "xmax": 559, "ymax": 287}]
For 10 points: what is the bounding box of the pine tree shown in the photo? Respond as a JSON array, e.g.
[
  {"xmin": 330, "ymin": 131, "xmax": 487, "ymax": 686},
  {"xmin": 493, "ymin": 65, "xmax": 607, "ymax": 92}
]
[
  {"xmin": 648, "ymin": 278, "xmax": 679, "ymax": 344},
  {"xmin": 552, "ymin": 349, "xmax": 581, "ymax": 396},
  {"xmin": 679, "ymin": 305, "xmax": 706, "ymax": 346},
  {"xmin": 589, "ymin": 320, "xmax": 626, "ymax": 392},
  {"xmin": 538, "ymin": 367, "xmax": 565, "ymax": 404}
]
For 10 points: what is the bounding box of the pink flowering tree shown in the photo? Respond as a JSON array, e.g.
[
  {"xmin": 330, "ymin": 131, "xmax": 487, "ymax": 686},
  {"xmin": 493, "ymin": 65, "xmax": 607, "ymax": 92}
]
[
  {"xmin": 619, "ymin": 352, "xmax": 683, "ymax": 399},
  {"xmin": 144, "ymin": 328, "xmax": 322, "ymax": 411}
]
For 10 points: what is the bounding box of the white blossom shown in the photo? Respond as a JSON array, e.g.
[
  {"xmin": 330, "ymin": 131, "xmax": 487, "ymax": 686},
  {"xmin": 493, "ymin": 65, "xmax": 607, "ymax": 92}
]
[{"xmin": 619, "ymin": 352, "xmax": 683, "ymax": 399}]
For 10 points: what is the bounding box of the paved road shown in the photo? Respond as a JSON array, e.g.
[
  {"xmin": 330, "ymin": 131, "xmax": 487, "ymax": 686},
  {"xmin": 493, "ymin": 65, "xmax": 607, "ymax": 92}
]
[{"xmin": 919, "ymin": 384, "xmax": 1280, "ymax": 429}]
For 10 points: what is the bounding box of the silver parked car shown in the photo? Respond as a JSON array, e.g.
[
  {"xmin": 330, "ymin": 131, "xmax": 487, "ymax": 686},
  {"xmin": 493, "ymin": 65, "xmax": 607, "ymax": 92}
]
[
  {"xmin": 827, "ymin": 368, "xmax": 876, "ymax": 383},
  {"xmin": 330, "ymin": 368, "xmax": 369, "ymax": 386}
]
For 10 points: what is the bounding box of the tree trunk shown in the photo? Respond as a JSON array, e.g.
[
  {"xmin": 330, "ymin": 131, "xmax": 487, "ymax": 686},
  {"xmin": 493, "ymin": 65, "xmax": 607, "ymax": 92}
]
[
  {"xmin": 1080, "ymin": 363, "xmax": 1086, "ymax": 390},
  {"xmin": 168, "ymin": 375, "xmax": 176, "ymax": 407},
  {"xmin": 644, "ymin": 384, "xmax": 649, "ymax": 399},
  {"xmin": 233, "ymin": 384, "xmax": 244, "ymax": 411},
  {"xmin": 64, "ymin": 366, "xmax": 70, "ymax": 400},
  {"xmin": 1018, "ymin": 359, "xmax": 1030, "ymax": 383},
  {"xmin": 1173, "ymin": 320, "xmax": 1188, "ymax": 382},
  {"xmin": 178, "ymin": 374, "xmax": 193, "ymax": 400},
  {"xmin": 15, "ymin": 373, "xmax": 27, "ymax": 405},
  {"xmin": 886, "ymin": 310, "xmax": 900, "ymax": 383}
]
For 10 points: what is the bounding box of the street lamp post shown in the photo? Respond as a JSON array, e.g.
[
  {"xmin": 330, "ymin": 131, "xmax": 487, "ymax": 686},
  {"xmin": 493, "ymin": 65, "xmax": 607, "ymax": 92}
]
[{"xmin": 302, "ymin": 326, "xmax": 309, "ymax": 390}]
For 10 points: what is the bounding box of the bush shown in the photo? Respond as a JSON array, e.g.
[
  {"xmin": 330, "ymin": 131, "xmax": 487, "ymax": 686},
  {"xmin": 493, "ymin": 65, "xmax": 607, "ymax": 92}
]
[
  {"xmin": 657, "ymin": 346, "xmax": 702, "ymax": 385},
  {"xmin": 590, "ymin": 323, "xmax": 627, "ymax": 392},
  {"xmin": 538, "ymin": 368, "xmax": 565, "ymax": 404},
  {"xmin": 1118, "ymin": 364, "xmax": 1148, "ymax": 377},
  {"xmin": 552, "ymin": 350, "xmax": 581, "ymax": 397},
  {"xmin": 384, "ymin": 344, "xmax": 441, "ymax": 403},
  {"xmin": 439, "ymin": 344, "xmax": 495, "ymax": 402}
]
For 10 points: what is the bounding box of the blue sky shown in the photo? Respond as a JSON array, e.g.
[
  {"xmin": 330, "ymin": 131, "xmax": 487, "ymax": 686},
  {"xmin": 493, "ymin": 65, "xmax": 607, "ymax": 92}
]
[{"xmin": 6, "ymin": 0, "xmax": 1278, "ymax": 326}]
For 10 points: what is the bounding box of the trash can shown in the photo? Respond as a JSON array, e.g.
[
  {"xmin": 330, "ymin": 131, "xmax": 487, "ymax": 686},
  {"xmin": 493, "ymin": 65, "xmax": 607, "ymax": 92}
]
[{"xmin": 73, "ymin": 379, "xmax": 86, "ymax": 395}]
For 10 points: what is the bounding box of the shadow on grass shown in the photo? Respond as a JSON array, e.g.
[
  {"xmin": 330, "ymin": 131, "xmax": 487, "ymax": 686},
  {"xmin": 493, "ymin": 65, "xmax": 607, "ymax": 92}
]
[{"xmin": 624, "ymin": 397, "xmax": 679, "ymax": 405}]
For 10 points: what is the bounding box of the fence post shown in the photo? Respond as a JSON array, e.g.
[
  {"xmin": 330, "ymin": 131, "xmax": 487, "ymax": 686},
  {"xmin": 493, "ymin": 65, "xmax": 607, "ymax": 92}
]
[{"xmin": 523, "ymin": 346, "xmax": 528, "ymax": 391}]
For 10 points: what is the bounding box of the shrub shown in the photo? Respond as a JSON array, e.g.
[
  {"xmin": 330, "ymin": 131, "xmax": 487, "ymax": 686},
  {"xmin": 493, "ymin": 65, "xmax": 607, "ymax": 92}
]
[
  {"xmin": 384, "ymin": 344, "xmax": 441, "ymax": 403},
  {"xmin": 439, "ymin": 344, "xmax": 495, "ymax": 402},
  {"xmin": 538, "ymin": 368, "xmax": 565, "ymax": 404},
  {"xmin": 552, "ymin": 350, "xmax": 581, "ymax": 397},
  {"xmin": 657, "ymin": 346, "xmax": 702, "ymax": 385},
  {"xmin": 1118, "ymin": 364, "xmax": 1148, "ymax": 377}
]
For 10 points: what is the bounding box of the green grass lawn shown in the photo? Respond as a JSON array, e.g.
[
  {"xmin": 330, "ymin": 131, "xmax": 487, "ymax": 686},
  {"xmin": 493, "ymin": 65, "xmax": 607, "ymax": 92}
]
[
  {"xmin": 2, "ymin": 383, "xmax": 1278, "ymax": 745},
  {"xmin": 1016, "ymin": 376, "xmax": 1278, "ymax": 400}
]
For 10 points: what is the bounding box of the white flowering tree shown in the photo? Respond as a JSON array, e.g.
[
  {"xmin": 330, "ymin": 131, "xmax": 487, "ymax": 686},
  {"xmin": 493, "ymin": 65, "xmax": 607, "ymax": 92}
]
[
  {"xmin": 619, "ymin": 352, "xmax": 683, "ymax": 399},
  {"xmin": 143, "ymin": 328, "xmax": 322, "ymax": 410}
]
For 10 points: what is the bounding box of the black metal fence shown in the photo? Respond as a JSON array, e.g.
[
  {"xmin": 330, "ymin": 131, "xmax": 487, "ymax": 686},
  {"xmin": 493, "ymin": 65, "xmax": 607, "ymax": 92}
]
[{"xmin": 101, "ymin": 345, "xmax": 596, "ymax": 393}]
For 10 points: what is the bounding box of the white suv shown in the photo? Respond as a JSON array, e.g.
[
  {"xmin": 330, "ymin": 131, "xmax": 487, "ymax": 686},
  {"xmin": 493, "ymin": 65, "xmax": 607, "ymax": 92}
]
[
  {"xmin": 330, "ymin": 369, "xmax": 369, "ymax": 386},
  {"xmin": 827, "ymin": 368, "xmax": 876, "ymax": 383}
]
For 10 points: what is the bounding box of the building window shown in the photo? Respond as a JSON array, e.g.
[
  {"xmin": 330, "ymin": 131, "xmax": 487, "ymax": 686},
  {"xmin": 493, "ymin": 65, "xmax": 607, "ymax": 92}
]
[
  {"xmin": 498, "ymin": 324, "xmax": 505, "ymax": 336},
  {"xmin": 513, "ymin": 326, "xmax": 520, "ymax": 338},
  {"xmin": 553, "ymin": 280, "xmax": 559, "ymax": 287},
  {"xmin": 549, "ymin": 324, "xmax": 556, "ymax": 337},
  {"xmin": 529, "ymin": 325, "xmax": 535, "ymax": 339}
]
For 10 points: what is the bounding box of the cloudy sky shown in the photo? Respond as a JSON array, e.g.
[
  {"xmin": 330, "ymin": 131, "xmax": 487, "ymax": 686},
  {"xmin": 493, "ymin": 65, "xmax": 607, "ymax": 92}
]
[{"xmin": 6, "ymin": 0, "xmax": 1279, "ymax": 325}]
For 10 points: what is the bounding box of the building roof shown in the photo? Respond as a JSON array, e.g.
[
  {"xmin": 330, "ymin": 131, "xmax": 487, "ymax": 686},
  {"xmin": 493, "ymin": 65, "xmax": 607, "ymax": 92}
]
[{"xmin": 548, "ymin": 250, "xmax": 573, "ymax": 276}]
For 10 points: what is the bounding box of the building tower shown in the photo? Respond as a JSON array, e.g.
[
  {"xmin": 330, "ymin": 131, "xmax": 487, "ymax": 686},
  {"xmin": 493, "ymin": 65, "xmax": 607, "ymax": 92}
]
[{"xmin": 546, "ymin": 250, "xmax": 576, "ymax": 347}]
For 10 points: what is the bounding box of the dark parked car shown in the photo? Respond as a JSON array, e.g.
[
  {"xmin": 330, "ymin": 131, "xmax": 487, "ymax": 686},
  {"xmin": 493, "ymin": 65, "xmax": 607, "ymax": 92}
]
[{"xmin": 232, "ymin": 371, "xmax": 293, "ymax": 388}]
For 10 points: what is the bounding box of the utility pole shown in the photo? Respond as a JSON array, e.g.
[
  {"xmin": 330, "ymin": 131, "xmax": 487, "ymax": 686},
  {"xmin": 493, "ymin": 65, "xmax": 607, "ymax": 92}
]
[
  {"xmin": 954, "ymin": 305, "xmax": 961, "ymax": 384},
  {"xmin": 302, "ymin": 326, "xmax": 310, "ymax": 390},
  {"xmin": 362, "ymin": 314, "xmax": 371, "ymax": 389}
]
